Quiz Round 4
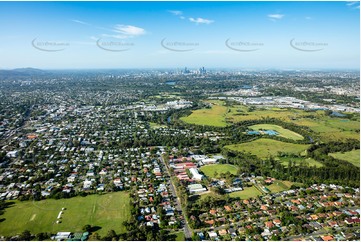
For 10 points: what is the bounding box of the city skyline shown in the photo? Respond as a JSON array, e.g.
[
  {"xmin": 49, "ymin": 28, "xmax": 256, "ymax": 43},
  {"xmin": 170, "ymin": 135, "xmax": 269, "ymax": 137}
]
[{"xmin": 0, "ymin": 1, "xmax": 359, "ymax": 69}]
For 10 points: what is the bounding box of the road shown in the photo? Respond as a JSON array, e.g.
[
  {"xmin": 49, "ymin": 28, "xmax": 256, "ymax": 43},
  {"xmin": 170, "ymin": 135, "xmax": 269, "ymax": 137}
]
[
  {"xmin": 284, "ymin": 226, "xmax": 360, "ymax": 241},
  {"xmin": 160, "ymin": 155, "xmax": 193, "ymax": 240}
]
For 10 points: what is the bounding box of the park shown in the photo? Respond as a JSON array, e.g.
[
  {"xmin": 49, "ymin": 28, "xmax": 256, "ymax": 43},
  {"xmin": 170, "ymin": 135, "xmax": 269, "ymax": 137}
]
[{"xmin": 0, "ymin": 192, "xmax": 130, "ymax": 237}]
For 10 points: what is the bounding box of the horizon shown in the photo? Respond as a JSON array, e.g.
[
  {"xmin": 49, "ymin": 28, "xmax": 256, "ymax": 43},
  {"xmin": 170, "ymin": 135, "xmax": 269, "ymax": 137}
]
[
  {"xmin": 1, "ymin": 67, "xmax": 360, "ymax": 72},
  {"xmin": 0, "ymin": 1, "xmax": 359, "ymax": 69}
]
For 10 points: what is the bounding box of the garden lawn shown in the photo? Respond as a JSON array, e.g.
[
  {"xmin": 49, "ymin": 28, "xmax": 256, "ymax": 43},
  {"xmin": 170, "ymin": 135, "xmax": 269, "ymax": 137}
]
[{"xmin": 171, "ymin": 232, "xmax": 185, "ymax": 241}]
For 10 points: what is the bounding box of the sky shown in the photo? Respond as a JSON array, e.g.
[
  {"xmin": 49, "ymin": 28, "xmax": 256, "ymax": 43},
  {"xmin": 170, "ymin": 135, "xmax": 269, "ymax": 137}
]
[{"xmin": 0, "ymin": 1, "xmax": 359, "ymax": 70}]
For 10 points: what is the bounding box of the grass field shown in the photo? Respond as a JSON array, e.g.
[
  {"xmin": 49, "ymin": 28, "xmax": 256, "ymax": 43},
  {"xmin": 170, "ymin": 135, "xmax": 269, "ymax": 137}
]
[
  {"xmin": 229, "ymin": 186, "xmax": 262, "ymax": 199},
  {"xmin": 225, "ymin": 139, "xmax": 310, "ymax": 159},
  {"xmin": 180, "ymin": 101, "xmax": 359, "ymax": 141},
  {"xmin": 291, "ymin": 116, "xmax": 359, "ymax": 141},
  {"xmin": 200, "ymin": 164, "xmax": 238, "ymax": 178},
  {"xmin": 267, "ymin": 180, "xmax": 292, "ymax": 193},
  {"xmin": 0, "ymin": 192, "xmax": 130, "ymax": 237},
  {"xmin": 249, "ymin": 124, "xmax": 304, "ymax": 141},
  {"xmin": 149, "ymin": 122, "xmax": 167, "ymax": 129},
  {"xmin": 180, "ymin": 104, "xmax": 228, "ymax": 127},
  {"xmin": 228, "ymin": 107, "xmax": 306, "ymax": 123},
  {"xmin": 278, "ymin": 156, "xmax": 323, "ymax": 168},
  {"xmin": 329, "ymin": 149, "xmax": 360, "ymax": 167}
]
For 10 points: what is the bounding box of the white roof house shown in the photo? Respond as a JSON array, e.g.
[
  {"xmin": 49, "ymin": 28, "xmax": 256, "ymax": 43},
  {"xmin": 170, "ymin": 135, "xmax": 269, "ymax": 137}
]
[
  {"xmin": 189, "ymin": 168, "xmax": 203, "ymax": 181},
  {"xmin": 188, "ymin": 184, "xmax": 207, "ymax": 194}
]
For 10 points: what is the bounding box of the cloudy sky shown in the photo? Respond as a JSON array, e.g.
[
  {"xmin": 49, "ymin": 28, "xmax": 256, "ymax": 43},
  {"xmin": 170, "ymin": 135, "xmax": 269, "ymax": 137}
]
[{"xmin": 0, "ymin": 1, "xmax": 359, "ymax": 69}]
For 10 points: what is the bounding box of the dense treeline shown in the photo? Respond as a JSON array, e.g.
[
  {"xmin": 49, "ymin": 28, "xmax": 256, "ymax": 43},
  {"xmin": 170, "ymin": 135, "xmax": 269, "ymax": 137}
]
[
  {"xmin": 230, "ymin": 117, "xmax": 315, "ymax": 144},
  {"xmin": 307, "ymin": 140, "xmax": 360, "ymax": 178},
  {"xmin": 222, "ymin": 138, "xmax": 360, "ymax": 187}
]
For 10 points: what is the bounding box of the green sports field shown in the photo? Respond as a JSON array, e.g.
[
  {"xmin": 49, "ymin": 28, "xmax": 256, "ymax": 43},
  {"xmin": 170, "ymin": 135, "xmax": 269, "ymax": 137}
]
[
  {"xmin": 224, "ymin": 138, "xmax": 310, "ymax": 159},
  {"xmin": 329, "ymin": 149, "xmax": 360, "ymax": 167},
  {"xmin": 0, "ymin": 192, "xmax": 130, "ymax": 237},
  {"xmin": 200, "ymin": 164, "xmax": 238, "ymax": 178},
  {"xmin": 249, "ymin": 124, "xmax": 304, "ymax": 141}
]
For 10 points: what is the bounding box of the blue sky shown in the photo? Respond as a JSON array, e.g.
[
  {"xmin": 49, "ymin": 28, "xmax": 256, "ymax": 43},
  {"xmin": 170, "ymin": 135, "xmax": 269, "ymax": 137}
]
[{"xmin": 0, "ymin": 1, "xmax": 359, "ymax": 70}]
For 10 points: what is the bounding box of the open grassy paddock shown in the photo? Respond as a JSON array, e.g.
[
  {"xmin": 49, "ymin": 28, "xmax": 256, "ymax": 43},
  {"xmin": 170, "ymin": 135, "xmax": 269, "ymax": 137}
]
[
  {"xmin": 0, "ymin": 192, "xmax": 130, "ymax": 237},
  {"xmin": 229, "ymin": 186, "xmax": 262, "ymax": 199},
  {"xmin": 227, "ymin": 106, "xmax": 308, "ymax": 123},
  {"xmin": 224, "ymin": 138, "xmax": 310, "ymax": 159},
  {"xmin": 200, "ymin": 164, "xmax": 238, "ymax": 178},
  {"xmin": 180, "ymin": 103, "xmax": 229, "ymax": 127},
  {"xmin": 180, "ymin": 101, "xmax": 359, "ymax": 141},
  {"xmin": 277, "ymin": 156, "xmax": 323, "ymax": 168},
  {"xmin": 294, "ymin": 118, "xmax": 360, "ymax": 141},
  {"xmin": 267, "ymin": 180, "xmax": 293, "ymax": 193},
  {"xmin": 249, "ymin": 124, "xmax": 304, "ymax": 140},
  {"xmin": 329, "ymin": 149, "xmax": 360, "ymax": 167}
]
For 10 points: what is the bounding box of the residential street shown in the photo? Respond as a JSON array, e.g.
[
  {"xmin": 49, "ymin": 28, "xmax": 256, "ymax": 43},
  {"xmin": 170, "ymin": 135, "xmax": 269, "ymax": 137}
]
[{"xmin": 160, "ymin": 155, "xmax": 193, "ymax": 240}]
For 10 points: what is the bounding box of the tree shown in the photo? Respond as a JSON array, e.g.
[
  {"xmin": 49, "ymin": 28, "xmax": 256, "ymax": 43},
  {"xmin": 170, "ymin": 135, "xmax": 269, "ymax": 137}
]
[
  {"xmin": 88, "ymin": 232, "xmax": 101, "ymax": 241},
  {"xmin": 213, "ymin": 171, "xmax": 218, "ymax": 178},
  {"xmin": 102, "ymin": 230, "xmax": 117, "ymax": 241},
  {"xmin": 83, "ymin": 224, "xmax": 92, "ymax": 232},
  {"xmin": 20, "ymin": 230, "xmax": 32, "ymax": 241},
  {"xmin": 36, "ymin": 232, "xmax": 49, "ymax": 241}
]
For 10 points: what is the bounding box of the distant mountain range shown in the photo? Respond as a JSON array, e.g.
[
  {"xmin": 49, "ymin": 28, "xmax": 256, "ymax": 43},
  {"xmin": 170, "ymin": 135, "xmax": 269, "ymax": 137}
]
[{"xmin": 0, "ymin": 68, "xmax": 48, "ymax": 78}]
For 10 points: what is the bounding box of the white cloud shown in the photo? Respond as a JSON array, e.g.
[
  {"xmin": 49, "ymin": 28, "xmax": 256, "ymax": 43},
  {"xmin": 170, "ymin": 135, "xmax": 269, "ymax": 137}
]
[
  {"xmin": 72, "ymin": 19, "xmax": 91, "ymax": 25},
  {"xmin": 72, "ymin": 20, "xmax": 146, "ymax": 40},
  {"xmin": 111, "ymin": 25, "xmax": 146, "ymax": 38},
  {"xmin": 268, "ymin": 14, "xmax": 284, "ymax": 20},
  {"xmin": 346, "ymin": 1, "xmax": 360, "ymax": 9},
  {"xmin": 346, "ymin": 1, "xmax": 358, "ymax": 6},
  {"xmin": 101, "ymin": 33, "xmax": 127, "ymax": 39},
  {"xmin": 305, "ymin": 16, "xmax": 312, "ymax": 20},
  {"xmin": 168, "ymin": 10, "xmax": 183, "ymax": 16},
  {"xmin": 189, "ymin": 17, "xmax": 214, "ymax": 24},
  {"xmin": 72, "ymin": 19, "xmax": 111, "ymax": 32}
]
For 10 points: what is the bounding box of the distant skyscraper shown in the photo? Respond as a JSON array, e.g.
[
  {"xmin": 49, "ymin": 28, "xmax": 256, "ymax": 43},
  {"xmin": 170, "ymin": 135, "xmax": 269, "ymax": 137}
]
[
  {"xmin": 183, "ymin": 67, "xmax": 190, "ymax": 74},
  {"xmin": 199, "ymin": 67, "xmax": 206, "ymax": 75}
]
